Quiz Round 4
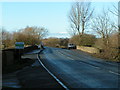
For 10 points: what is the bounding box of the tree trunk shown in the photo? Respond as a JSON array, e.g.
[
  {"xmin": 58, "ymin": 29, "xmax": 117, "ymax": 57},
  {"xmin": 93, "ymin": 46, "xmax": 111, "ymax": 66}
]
[{"xmin": 82, "ymin": 21, "xmax": 85, "ymax": 35}]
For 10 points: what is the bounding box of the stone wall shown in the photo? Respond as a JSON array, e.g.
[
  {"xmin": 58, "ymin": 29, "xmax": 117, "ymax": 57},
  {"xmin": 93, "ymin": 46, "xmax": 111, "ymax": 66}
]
[
  {"xmin": 2, "ymin": 51, "xmax": 14, "ymax": 66},
  {"xmin": 2, "ymin": 45, "xmax": 39, "ymax": 67},
  {"xmin": 77, "ymin": 46, "xmax": 99, "ymax": 54}
]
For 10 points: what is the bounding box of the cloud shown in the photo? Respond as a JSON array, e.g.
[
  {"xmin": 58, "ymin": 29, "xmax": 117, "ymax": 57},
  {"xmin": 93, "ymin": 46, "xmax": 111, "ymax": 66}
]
[
  {"xmin": 47, "ymin": 32, "xmax": 70, "ymax": 38},
  {"xmin": 57, "ymin": 32, "xmax": 68, "ymax": 34}
]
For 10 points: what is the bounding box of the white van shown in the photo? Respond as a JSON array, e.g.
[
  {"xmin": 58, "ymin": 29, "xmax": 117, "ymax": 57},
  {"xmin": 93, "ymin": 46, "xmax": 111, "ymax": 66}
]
[{"xmin": 68, "ymin": 43, "xmax": 76, "ymax": 49}]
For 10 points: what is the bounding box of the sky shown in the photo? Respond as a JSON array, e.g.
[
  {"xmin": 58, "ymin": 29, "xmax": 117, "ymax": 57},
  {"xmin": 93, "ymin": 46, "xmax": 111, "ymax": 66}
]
[{"xmin": 1, "ymin": 1, "xmax": 118, "ymax": 38}]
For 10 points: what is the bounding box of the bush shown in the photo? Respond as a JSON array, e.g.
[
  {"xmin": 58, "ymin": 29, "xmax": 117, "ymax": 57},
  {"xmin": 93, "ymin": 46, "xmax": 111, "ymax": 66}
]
[
  {"xmin": 69, "ymin": 34, "xmax": 96, "ymax": 46},
  {"xmin": 94, "ymin": 33, "xmax": 119, "ymax": 61},
  {"xmin": 42, "ymin": 38, "xmax": 60, "ymax": 47}
]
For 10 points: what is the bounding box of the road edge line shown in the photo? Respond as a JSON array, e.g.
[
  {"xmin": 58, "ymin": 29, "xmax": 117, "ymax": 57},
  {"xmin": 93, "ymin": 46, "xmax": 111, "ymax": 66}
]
[{"xmin": 37, "ymin": 50, "xmax": 69, "ymax": 90}]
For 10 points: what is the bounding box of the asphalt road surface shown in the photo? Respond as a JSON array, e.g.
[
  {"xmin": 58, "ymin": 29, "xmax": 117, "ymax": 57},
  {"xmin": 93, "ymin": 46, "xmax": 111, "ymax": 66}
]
[{"xmin": 39, "ymin": 47, "xmax": 120, "ymax": 88}]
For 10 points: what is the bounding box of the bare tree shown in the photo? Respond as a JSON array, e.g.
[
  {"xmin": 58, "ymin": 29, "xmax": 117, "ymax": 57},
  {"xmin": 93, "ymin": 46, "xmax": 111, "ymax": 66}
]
[
  {"xmin": 35, "ymin": 27, "xmax": 48, "ymax": 40},
  {"xmin": 0, "ymin": 28, "xmax": 2, "ymax": 44},
  {"xmin": 109, "ymin": 3, "xmax": 119, "ymax": 16},
  {"xmin": 108, "ymin": 3, "xmax": 119, "ymax": 30},
  {"xmin": 92, "ymin": 10, "xmax": 116, "ymax": 47},
  {"xmin": 109, "ymin": 2, "xmax": 120, "ymax": 59},
  {"xmin": 15, "ymin": 26, "xmax": 48, "ymax": 45},
  {"xmin": 68, "ymin": 1, "xmax": 94, "ymax": 36},
  {"xmin": 1, "ymin": 28, "xmax": 13, "ymax": 48},
  {"xmin": 20, "ymin": 26, "xmax": 48, "ymax": 40}
]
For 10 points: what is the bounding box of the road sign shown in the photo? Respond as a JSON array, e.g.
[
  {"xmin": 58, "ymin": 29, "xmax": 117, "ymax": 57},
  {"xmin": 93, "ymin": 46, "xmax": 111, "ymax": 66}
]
[{"xmin": 15, "ymin": 42, "xmax": 24, "ymax": 49}]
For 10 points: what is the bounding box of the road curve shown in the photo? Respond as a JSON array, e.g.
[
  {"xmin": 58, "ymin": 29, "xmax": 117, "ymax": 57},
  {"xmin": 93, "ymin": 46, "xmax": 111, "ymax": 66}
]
[{"xmin": 39, "ymin": 47, "xmax": 119, "ymax": 88}]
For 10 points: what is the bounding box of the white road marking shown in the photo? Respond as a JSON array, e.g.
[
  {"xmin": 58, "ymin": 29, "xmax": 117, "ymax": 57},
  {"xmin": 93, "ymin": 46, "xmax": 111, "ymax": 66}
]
[
  {"xmin": 66, "ymin": 57, "xmax": 74, "ymax": 60},
  {"xmin": 37, "ymin": 51, "xmax": 69, "ymax": 90},
  {"xmin": 109, "ymin": 71, "xmax": 120, "ymax": 76},
  {"xmin": 56, "ymin": 51, "xmax": 74, "ymax": 60},
  {"xmin": 93, "ymin": 66, "xmax": 100, "ymax": 69},
  {"xmin": 55, "ymin": 49, "xmax": 120, "ymax": 76}
]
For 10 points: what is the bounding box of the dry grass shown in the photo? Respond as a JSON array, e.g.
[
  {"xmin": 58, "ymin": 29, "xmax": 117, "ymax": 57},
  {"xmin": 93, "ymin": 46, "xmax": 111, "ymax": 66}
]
[{"xmin": 91, "ymin": 48, "xmax": 119, "ymax": 62}]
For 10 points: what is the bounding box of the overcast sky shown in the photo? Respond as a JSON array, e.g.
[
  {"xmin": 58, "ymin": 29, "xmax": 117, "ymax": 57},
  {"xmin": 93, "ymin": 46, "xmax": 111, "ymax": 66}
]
[{"xmin": 1, "ymin": 1, "xmax": 118, "ymax": 38}]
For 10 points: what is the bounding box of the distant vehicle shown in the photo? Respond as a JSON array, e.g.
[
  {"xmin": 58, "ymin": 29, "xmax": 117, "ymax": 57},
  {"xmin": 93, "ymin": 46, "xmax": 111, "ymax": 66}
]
[
  {"xmin": 38, "ymin": 45, "xmax": 41, "ymax": 48},
  {"xmin": 68, "ymin": 43, "xmax": 76, "ymax": 49},
  {"xmin": 38, "ymin": 41, "xmax": 44, "ymax": 49}
]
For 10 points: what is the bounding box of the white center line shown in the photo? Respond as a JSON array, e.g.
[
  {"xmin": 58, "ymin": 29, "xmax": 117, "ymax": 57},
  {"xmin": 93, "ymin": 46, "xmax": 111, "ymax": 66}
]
[
  {"xmin": 56, "ymin": 50, "xmax": 120, "ymax": 76},
  {"xmin": 109, "ymin": 71, "xmax": 120, "ymax": 76}
]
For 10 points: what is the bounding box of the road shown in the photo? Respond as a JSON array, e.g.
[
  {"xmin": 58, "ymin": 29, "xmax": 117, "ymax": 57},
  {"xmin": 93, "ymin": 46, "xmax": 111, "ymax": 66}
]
[{"xmin": 39, "ymin": 47, "xmax": 120, "ymax": 88}]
